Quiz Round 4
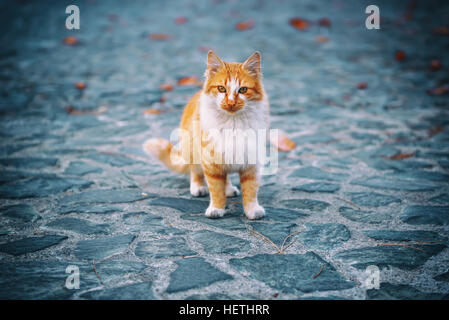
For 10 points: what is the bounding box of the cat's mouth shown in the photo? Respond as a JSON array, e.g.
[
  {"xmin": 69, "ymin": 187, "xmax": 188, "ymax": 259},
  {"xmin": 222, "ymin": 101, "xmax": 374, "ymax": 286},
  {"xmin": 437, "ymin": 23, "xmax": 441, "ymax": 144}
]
[{"xmin": 221, "ymin": 104, "xmax": 244, "ymax": 113}]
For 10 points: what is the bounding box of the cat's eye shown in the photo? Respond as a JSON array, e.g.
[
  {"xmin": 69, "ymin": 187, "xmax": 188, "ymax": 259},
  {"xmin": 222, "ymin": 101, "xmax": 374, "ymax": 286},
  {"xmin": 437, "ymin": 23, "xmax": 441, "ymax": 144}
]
[
  {"xmin": 218, "ymin": 86, "xmax": 226, "ymax": 93},
  {"xmin": 238, "ymin": 87, "xmax": 248, "ymax": 94}
]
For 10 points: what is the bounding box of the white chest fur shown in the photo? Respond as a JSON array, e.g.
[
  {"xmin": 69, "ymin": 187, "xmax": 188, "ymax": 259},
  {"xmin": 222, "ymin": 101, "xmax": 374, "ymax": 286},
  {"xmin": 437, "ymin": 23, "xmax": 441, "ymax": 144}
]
[{"xmin": 199, "ymin": 92, "xmax": 269, "ymax": 172}]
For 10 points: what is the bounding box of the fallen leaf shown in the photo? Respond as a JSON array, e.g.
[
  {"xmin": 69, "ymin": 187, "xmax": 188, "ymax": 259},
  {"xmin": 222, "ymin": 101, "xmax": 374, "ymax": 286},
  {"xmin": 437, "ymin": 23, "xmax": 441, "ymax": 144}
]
[
  {"xmin": 159, "ymin": 83, "xmax": 174, "ymax": 91},
  {"xmin": 315, "ymin": 36, "xmax": 328, "ymax": 43},
  {"xmin": 395, "ymin": 50, "xmax": 406, "ymax": 61},
  {"xmin": 290, "ymin": 17, "xmax": 309, "ymax": 30},
  {"xmin": 149, "ymin": 33, "xmax": 171, "ymax": 41},
  {"xmin": 427, "ymin": 86, "xmax": 449, "ymax": 96},
  {"xmin": 63, "ymin": 36, "xmax": 78, "ymax": 45},
  {"xmin": 272, "ymin": 133, "xmax": 296, "ymax": 152},
  {"xmin": 430, "ymin": 60, "xmax": 442, "ymax": 71},
  {"xmin": 428, "ymin": 125, "xmax": 443, "ymax": 137},
  {"xmin": 74, "ymin": 82, "xmax": 86, "ymax": 90},
  {"xmin": 433, "ymin": 26, "xmax": 449, "ymax": 35},
  {"xmin": 236, "ymin": 20, "xmax": 255, "ymax": 31},
  {"xmin": 387, "ymin": 152, "xmax": 414, "ymax": 160},
  {"xmin": 175, "ymin": 17, "xmax": 187, "ymax": 24},
  {"xmin": 357, "ymin": 82, "xmax": 368, "ymax": 89},
  {"xmin": 177, "ymin": 76, "xmax": 202, "ymax": 86},
  {"xmin": 143, "ymin": 108, "xmax": 163, "ymax": 115},
  {"xmin": 318, "ymin": 17, "xmax": 331, "ymax": 27}
]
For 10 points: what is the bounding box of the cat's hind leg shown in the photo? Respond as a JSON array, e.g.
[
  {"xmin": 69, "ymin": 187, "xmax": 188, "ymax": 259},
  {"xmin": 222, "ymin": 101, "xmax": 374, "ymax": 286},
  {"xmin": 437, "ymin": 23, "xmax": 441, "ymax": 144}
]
[
  {"xmin": 190, "ymin": 165, "xmax": 208, "ymax": 197},
  {"xmin": 225, "ymin": 176, "xmax": 240, "ymax": 197}
]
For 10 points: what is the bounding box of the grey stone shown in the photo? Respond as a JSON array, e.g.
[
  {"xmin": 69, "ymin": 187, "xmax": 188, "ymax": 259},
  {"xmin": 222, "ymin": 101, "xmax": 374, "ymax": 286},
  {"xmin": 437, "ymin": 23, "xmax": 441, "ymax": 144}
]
[
  {"xmin": 135, "ymin": 237, "xmax": 196, "ymax": 258},
  {"xmin": 0, "ymin": 261, "xmax": 99, "ymax": 299},
  {"xmin": 289, "ymin": 166, "xmax": 348, "ymax": 182},
  {"xmin": 351, "ymin": 176, "xmax": 438, "ymax": 191},
  {"xmin": 58, "ymin": 204, "xmax": 121, "ymax": 215},
  {"xmin": 434, "ymin": 271, "xmax": 449, "ymax": 282},
  {"xmin": 230, "ymin": 253, "xmax": 354, "ymax": 294},
  {"xmin": 181, "ymin": 211, "xmax": 247, "ymax": 231},
  {"xmin": 366, "ymin": 283, "xmax": 447, "ymax": 300},
  {"xmin": 92, "ymin": 259, "xmax": 148, "ymax": 283},
  {"xmin": 339, "ymin": 207, "xmax": 391, "ymax": 224},
  {"xmin": 83, "ymin": 152, "xmax": 144, "ymax": 167},
  {"xmin": 293, "ymin": 182, "xmax": 340, "ymax": 193},
  {"xmin": 248, "ymin": 222, "xmax": 299, "ymax": 247},
  {"xmin": 0, "ymin": 157, "xmax": 58, "ymax": 169},
  {"xmin": 298, "ymin": 223, "xmax": 351, "ymax": 250},
  {"xmin": 0, "ymin": 235, "xmax": 68, "ymax": 256},
  {"xmin": 80, "ymin": 282, "xmax": 156, "ymax": 300},
  {"xmin": 263, "ymin": 207, "xmax": 309, "ymax": 222},
  {"xmin": 0, "ymin": 175, "xmax": 92, "ymax": 198},
  {"xmin": 123, "ymin": 211, "xmax": 186, "ymax": 235},
  {"xmin": 347, "ymin": 192, "xmax": 401, "ymax": 207},
  {"xmin": 166, "ymin": 257, "xmax": 233, "ymax": 293},
  {"xmin": 334, "ymin": 244, "xmax": 446, "ymax": 270},
  {"xmin": 400, "ymin": 206, "xmax": 449, "ymax": 225},
  {"xmin": 191, "ymin": 230, "xmax": 250, "ymax": 254},
  {"xmin": 46, "ymin": 218, "xmax": 110, "ymax": 235},
  {"xmin": 74, "ymin": 234, "xmax": 136, "ymax": 260},
  {"xmin": 362, "ymin": 230, "xmax": 446, "ymax": 242},
  {"xmin": 429, "ymin": 194, "xmax": 449, "ymax": 205},
  {"xmin": 60, "ymin": 189, "xmax": 154, "ymax": 205},
  {"xmin": 280, "ymin": 199, "xmax": 330, "ymax": 212},
  {"xmin": 0, "ymin": 204, "xmax": 41, "ymax": 222},
  {"xmin": 64, "ymin": 161, "xmax": 103, "ymax": 176},
  {"xmin": 388, "ymin": 171, "xmax": 449, "ymax": 182},
  {"xmin": 149, "ymin": 197, "xmax": 209, "ymax": 213}
]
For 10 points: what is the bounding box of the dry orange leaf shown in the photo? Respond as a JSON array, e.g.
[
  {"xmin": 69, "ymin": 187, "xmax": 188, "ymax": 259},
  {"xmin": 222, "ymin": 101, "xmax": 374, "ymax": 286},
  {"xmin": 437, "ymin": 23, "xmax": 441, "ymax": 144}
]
[
  {"xmin": 149, "ymin": 33, "xmax": 171, "ymax": 41},
  {"xmin": 433, "ymin": 26, "xmax": 449, "ymax": 35},
  {"xmin": 290, "ymin": 18, "xmax": 309, "ymax": 30},
  {"xmin": 272, "ymin": 133, "xmax": 296, "ymax": 152},
  {"xmin": 159, "ymin": 83, "xmax": 174, "ymax": 91},
  {"xmin": 175, "ymin": 17, "xmax": 187, "ymax": 24},
  {"xmin": 177, "ymin": 76, "xmax": 202, "ymax": 86},
  {"xmin": 357, "ymin": 82, "xmax": 368, "ymax": 89},
  {"xmin": 74, "ymin": 82, "xmax": 86, "ymax": 90},
  {"xmin": 427, "ymin": 86, "xmax": 449, "ymax": 96},
  {"xmin": 316, "ymin": 36, "xmax": 328, "ymax": 43},
  {"xmin": 387, "ymin": 152, "xmax": 414, "ymax": 160},
  {"xmin": 318, "ymin": 17, "xmax": 331, "ymax": 27},
  {"xmin": 143, "ymin": 108, "xmax": 163, "ymax": 115},
  {"xmin": 63, "ymin": 36, "xmax": 78, "ymax": 45},
  {"xmin": 395, "ymin": 50, "xmax": 406, "ymax": 62},
  {"xmin": 236, "ymin": 20, "xmax": 255, "ymax": 31},
  {"xmin": 428, "ymin": 125, "xmax": 444, "ymax": 137},
  {"xmin": 430, "ymin": 60, "xmax": 442, "ymax": 71}
]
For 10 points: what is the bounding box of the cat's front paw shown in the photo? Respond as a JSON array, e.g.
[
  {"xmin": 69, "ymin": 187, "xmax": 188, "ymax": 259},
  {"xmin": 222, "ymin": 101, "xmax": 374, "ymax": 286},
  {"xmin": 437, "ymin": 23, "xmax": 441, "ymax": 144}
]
[
  {"xmin": 225, "ymin": 185, "xmax": 240, "ymax": 198},
  {"xmin": 190, "ymin": 184, "xmax": 209, "ymax": 197},
  {"xmin": 205, "ymin": 206, "xmax": 226, "ymax": 219},
  {"xmin": 245, "ymin": 204, "xmax": 265, "ymax": 220}
]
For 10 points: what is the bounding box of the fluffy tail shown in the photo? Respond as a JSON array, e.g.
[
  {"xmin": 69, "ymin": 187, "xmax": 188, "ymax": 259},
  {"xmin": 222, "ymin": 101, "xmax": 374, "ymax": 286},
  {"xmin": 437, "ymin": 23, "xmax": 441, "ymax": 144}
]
[{"xmin": 143, "ymin": 138, "xmax": 189, "ymax": 174}]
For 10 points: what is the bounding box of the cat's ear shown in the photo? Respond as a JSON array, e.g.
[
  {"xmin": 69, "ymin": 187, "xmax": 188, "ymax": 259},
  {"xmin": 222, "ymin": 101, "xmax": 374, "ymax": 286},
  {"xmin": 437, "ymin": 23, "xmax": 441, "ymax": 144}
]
[
  {"xmin": 242, "ymin": 51, "xmax": 261, "ymax": 77},
  {"xmin": 206, "ymin": 50, "xmax": 224, "ymax": 78}
]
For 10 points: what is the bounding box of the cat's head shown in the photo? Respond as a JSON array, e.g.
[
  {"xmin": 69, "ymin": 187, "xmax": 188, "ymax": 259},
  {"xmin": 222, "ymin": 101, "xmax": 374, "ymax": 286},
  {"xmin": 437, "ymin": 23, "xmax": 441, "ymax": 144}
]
[{"xmin": 203, "ymin": 50, "xmax": 264, "ymax": 113}]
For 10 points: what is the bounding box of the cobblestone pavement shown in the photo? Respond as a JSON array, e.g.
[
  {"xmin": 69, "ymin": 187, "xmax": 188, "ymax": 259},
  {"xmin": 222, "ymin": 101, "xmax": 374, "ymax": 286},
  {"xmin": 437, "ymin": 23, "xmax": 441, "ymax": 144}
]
[{"xmin": 1, "ymin": 0, "xmax": 449, "ymax": 300}]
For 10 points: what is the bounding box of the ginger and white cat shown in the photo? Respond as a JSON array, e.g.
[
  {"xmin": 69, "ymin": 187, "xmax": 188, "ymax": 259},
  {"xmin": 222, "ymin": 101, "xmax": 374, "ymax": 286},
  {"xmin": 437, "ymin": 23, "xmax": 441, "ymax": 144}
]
[{"xmin": 144, "ymin": 51, "xmax": 269, "ymax": 220}]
